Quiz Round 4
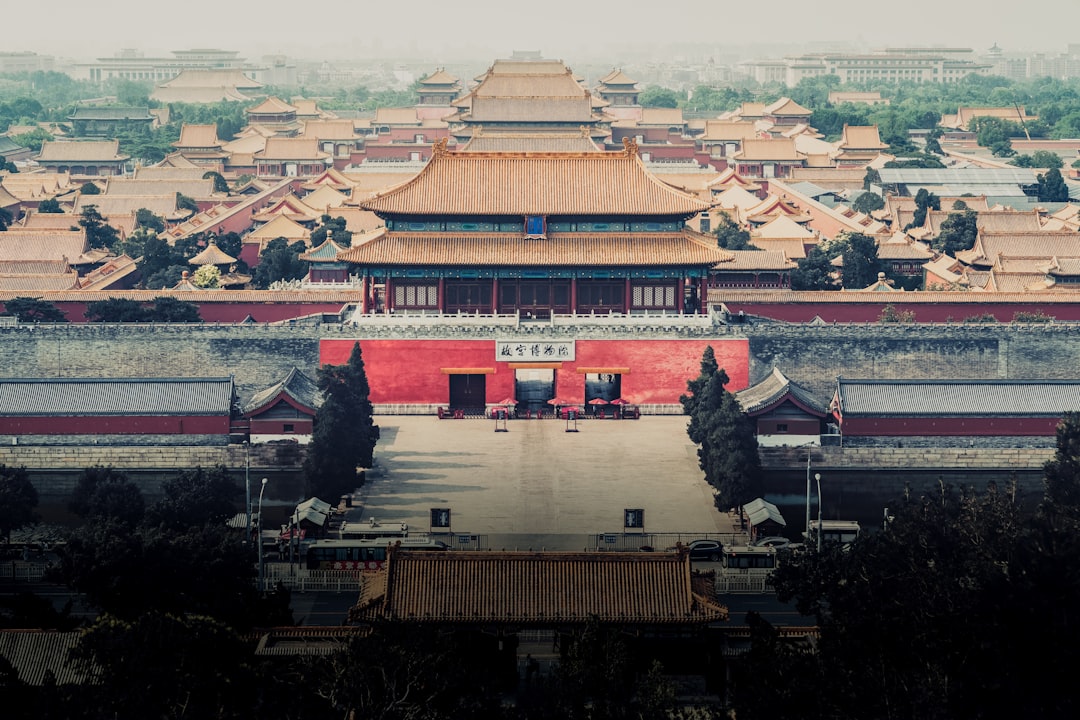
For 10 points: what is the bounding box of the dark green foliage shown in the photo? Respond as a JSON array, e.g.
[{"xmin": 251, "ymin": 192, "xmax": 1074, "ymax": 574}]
[
  {"xmin": 838, "ymin": 232, "xmax": 882, "ymax": 289},
  {"xmin": 310, "ymin": 214, "xmax": 353, "ymax": 247},
  {"xmin": 78, "ymin": 180, "xmax": 100, "ymax": 195},
  {"xmin": 933, "ymin": 209, "xmax": 979, "ymax": 256},
  {"xmin": 148, "ymin": 465, "xmax": 237, "ymax": 530},
  {"xmin": 253, "ymin": 236, "xmax": 308, "ymax": 288},
  {"xmin": 304, "ymin": 342, "xmax": 380, "ymax": 500},
  {"xmin": 9, "ymin": 126, "xmax": 52, "ymax": 151},
  {"xmin": 1012, "ymin": 150, "xmax": 1064, "ymax": 169},
  {"xmin": 850, "ymin": 191, "xmax": 884, "ymax": 214},
  {"xmin": 906, "ymin": 188, "xmax": 940, "ymax": 230},
  {"xmin": 0, "ymin": 206, "xmax": 10, "ymax": 231},
  {"xmin": 862, "ymin": 167, "xmax": 880, "ymax": 190},
  {"xmin": 883, "ymin": 154, "xmax": 946, "ymax": 169},
  {"xmin": 77, "ymin": 204, "xmax": 119, "ymax": 250},
  {"xmin": 175, "ymin": 192, "xmax": 198, "ymax": 212},
  {"xmin": 0, "ymin": 465, "xmax": 39, "ymax": 544},
  {"xmin": 790, "ymin": 245, "xmax": 837, "ymax": 291},
  {"xmin": 639, "ymin": 86, "xmax": 681, "ymax": 108},
  {"xmin": 202, "ymin": 170, "xmax": 230, "ymax": 194},
  {"xmin": 680, "ymin": 347, "xmax": 763, "ymax": 510},
  {"xmin": 69, "ymin": 466, "xmax": 145, "ymax": 527},
  {"xmin": 1037, "ymin": 167, "xmax": 1070, "ymax": 202},
  {"xmin": 149, "ymin": 296, "xmax": 201, "ymax": 322},
  {"xmin": 84, "ymin": 298, "xmax": 148, "ymax": 322},
  {"xmin": 2, "ymin": 296, "xmax": 67, "ymax": 322},
  {"xmin": 134, "ymin": 207, "xmax": 164, "ymax": 232},
  {"xmin": 37, "ymin": 197, "xmax": 62, "ymax": 213},
  {"xmin": 712, "ymin": 211, "xmax": 753, "ymax": 250}
]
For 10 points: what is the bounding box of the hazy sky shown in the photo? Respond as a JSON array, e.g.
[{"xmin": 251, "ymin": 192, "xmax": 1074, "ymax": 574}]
[{"xmin": 9, "ymin": 0, "xmax": 1080, "ymax": 63}]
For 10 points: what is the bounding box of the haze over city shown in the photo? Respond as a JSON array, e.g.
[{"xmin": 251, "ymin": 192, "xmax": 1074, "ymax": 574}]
[{"xmin": 8, "ymin": 0, "xmax": 1080, "ymax": 63}]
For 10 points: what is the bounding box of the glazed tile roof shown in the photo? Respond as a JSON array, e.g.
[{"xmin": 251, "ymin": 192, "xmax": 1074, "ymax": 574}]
[
  {"xmin": 175, "ymin": 123, "xmax": 221, "ymax": 148},
  {"xmin": 373, "ymin": 108, "xmax": 422, "ymax": 125},
  {"xmin": 699, "ymin": 120, "xmax": 759, "ymax": 142},
  {"xmin": 0, "ymin": 273, "xmax": 79, "ymax": 291},
  {"xmin": 299, "ymin": 238, "xmax": 347, "ymax": 262},
  {"xmin": 752, "ymin": 215, "xmax": 815, "ymax": 239},
  {"xmin": 255, "ymin": 138, "xmax": 332, "ymax": 162},
  {"xmin": 597, "ymin": 68, "xmax": 637, "ymax": 86},
  {"xmin": 68, "ymin": 106, "xmax": 152, "ymax": 121},
  {"xmin": 0, "ymin": 631, "xmax": 98, "ymax": 686},
  {"xmin": 0, "ymin": 230, "xmax": 87, "ymax": 261},
  {"xmin": 419, "ymin": 69, "xmax": 460, "ymax": 86},
  {"xmin": 243, "ymin": 366, "xmax": 322, "ymax": 415},
  {"xmin": 748, "ymin": 237, "xmax": 809, "ymax": 259},
  {"xmin": 468, "ymin": 96, "xmax": 597, "ymax": 123},
  {"xmin": 838, "ymin": 124, "xmax": 888, "ymax": 150},
  {"xmin": 765, "ymin": 97, "xmax": 812, "ymax": 116},
  {"xmin": 733, "ymin": 138, "xmax": 804, "ymax": 162},
  {"xmin": 300, "ymin": 120, "xmax": 357, "ymax": 140},
  {"xmin": 737, "ymin": 367, "xmax": 828, "ymax": 415},
  {"xmin": 0, "ymin": 377, "xmax": 234, "ymax": 416},
  {"xmin": 302, "ymin": 185, "xmax": 349, "ymax": 210},
  {"xmin": 248, "ymin": 96, "xmax": 297, "ymax": 115},
  {"xmin": 361, "ymin": 146, "xmax": 709, "ymax": 217},
  {"xmin": 73, "ymin": 194, "xmax": 177, "ymax": 218},
  {"xmin": 188, "ymin": 243, "xmax": 237, "ymax": 265},
  {"xmin": 15, "ymin": 211, "xmax": 80, "ymax": 230},
  {"xmin": 719, "ymin": 249, "xmax": 797, "ymax": 271},
  {"xmin": 247, "ymin": 214, "xmax": 311, "ymax": 240},
  {"xmin": 353, "ymin": 549, "xmax": 727, "ymax": 625},
  {"xmin": 957, "ymin": 231, "xmax": 1080, "ymax": 266},
  {"xmin": 335, "ymin": 230, "xmax": 731, "ymax": 267},
  {"xmin": 37, "ymin": 140, "xmax": 128, "ymax": 163},
  {"xmin": 133, "ymin": 166, "xmax": 210, "ymax": 181},
  {"xmin": 834, "ymin": 378, "xmax": 1080, "ymax": 417},
  {"xmin": 459, "ymin": 132, "xmax": 602, "ymax": 153},
  {"xmin": 105, "ymin": 178, "xmax": 216, "ymax": 197}
]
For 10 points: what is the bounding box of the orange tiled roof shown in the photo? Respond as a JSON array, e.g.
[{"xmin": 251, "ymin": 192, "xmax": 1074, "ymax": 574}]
[
  {"xmin": 37, "ymin": 140, "xmax": 128, "ymax": 163},
  {"xmin": 839, "ymin": 125, "xmax": 888, "ymax": 151},
  {"xmin": 733, "ymin": 138, "xmax": 804, "ymax": 162},
  {"xmin": 419, "ymin": 69, "xmax": 459, "ymax": 85},
  {"xmin": 0, "ymin": 230, "xmax": 87, "ymax": 262},
  {"xmin": 354, "ymin": 549, "xmax": 727, "ymax": 625},
  {"xmin": 764, "ymin": 97, "xmax": 812, "ymax": 117},
  {"xmin": 255, "ymin": 138, "xmax": 331, "ymax": 162},
  {"xmin": 361, "ymin": 143, "xmax": 708, "ymax": 217},
  {"xmin": 175, "ymin": 124, "xmax": 222, "ymax": 148},
  {"xmin": 248, "ymin": 96, "xmax": 297, "ymax": 115},
  {"xmin": 336, "ymin": 230, "xmax": 731, "ymax": 267}
]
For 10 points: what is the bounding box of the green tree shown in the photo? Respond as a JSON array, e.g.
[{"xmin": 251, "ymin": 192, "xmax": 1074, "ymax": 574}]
[
  {"xmin": 253, "ymin": 237, "xmax": 308, "ymax": 288},
  {"xmin": 202, "ymin": 170, "xmax": 229, "ymax": 194},
  {"xmin": 0, "ymin": 207, "xmax": 10, "ymax": 231},
  {"xmin": 191, "ymin": 264, "xmax": 221, "ymax": 288},
  {"xmin": 1012, "ymin": 150, "xmax": 1064, "ymax": 169},
  {"xmin": 790, "ymin": 245, "xmax": 838, "ymax": 291},
  {"xmin": 1042, "ymin": 412, "xmax": 1080, "ymax": 524},
  {"xmin": 680, "ymin": 347, "xmax": 762, "ymax": 511},
  {"xmin": 78, "ymin": 204, "xmax": 120, "ymax": 250},
  {"xmin": 713, "ymin": 210, "xmax": 753, "ymax": 250},
  {"xmin": 147, "ymin": 296, "xmax": 201, "ymax": 322},
  {"xmin": 905, "ymin": 188, "xmax": 940, "ymax": 230},
  {"xmin": 69, "ymin": 466, "xmax": 145, "ymax": 527},
  {"xmin": 147, "ymin": 465, "xmax": 237, "ymax": 531},
  {"xmin": 10, "ymin": 127, "xmax": 52, "ymax": 152},
  {"xmin": 134, "ymin": 207, "xmax": 165, "ymax": 232},
  {"xmin": 851, "ymin": 191, "xmax": 885, "ymax": 214},
  {"xmin": 79, "ymin": 180, "xmax": 100, "ymax": 195},
  {"xmin": 37, "ymin": 198, "xmax": 62, "ymax": 213},
  {"xmin": 934, "ymin": 209, "xmax": 979, "ymax": 256},
  {"xmin": 85, "ymin": 298, "xmax": 148, "ymax": 322},
  {"xmin": 1038, "ymin": 167, "xmax": 1070, "ymax": 202},
  {"xmin": 839, "ymin": 232, "xmax": 882, "ymax": 289},
  {"xmin": 0, "ymin": 465, "xmax": 39, "ymax": 544},
  {"xmin": 638, "ymin": 86, "xmax": 681, "ymax": 108},
  {"xmin": 310, "ymin": 214, "xmax": 353, "ymax": 247},
  {"xmin": 2, "ymin": 297, "xmax": 67, "ymax": 322},
  {"xmin": 304, "ymin": 342, "xmax": 380, "ymax": 500},
  {"xmin": 175, "ymin": 192, "xmax": 198, "ymax": 212}
]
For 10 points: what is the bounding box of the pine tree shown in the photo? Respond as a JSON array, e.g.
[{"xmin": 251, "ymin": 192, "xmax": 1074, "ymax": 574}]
[{"xmin": 304, "ymin": 343, "xmax": 380, "ymax": 499}]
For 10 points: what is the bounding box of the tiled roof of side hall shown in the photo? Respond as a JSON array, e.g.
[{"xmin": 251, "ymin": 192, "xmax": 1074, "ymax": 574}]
[
  {"xmin": 361, "ymin": 144, "xmax": 709, "ymax": 217},
  {"xmin": 0, "ymin": 377, "xmax": 234, "ymax": 416},
  {"xmin": 352, "ymin": 549, "xmax": 727, "ymax": 625},
  {"xmin": 835, "ymin": 378, "xmax": 1080, "ymax": 417},
  {"xmin": 335, "ymin": 231, "xmax": 732, "ymax": 267}
]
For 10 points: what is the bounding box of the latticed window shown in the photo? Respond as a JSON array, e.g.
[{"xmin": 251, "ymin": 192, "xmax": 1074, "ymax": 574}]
[
  {"xmin": 394, "ymin": 283, "xmax": 439, "ymax": 308},
  {"xmin": 632, "ymin": 284, "xmax": 676, "ymax": 308}
]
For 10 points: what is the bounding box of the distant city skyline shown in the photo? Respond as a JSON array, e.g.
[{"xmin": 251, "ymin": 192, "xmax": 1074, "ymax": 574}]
[{"xmin": 8, "ymin": 0, "xmax": 1080, "ymax": 65}]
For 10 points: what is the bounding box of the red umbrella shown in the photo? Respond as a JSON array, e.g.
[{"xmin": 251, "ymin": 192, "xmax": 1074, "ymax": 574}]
[
  {"xmin": 547, "ymin": 397, "xmax": 570, "ymax": 406},
  {"xmin": 497, "ymin": 397, "xmax": 517, "ymax": 406},
  {"xmin": 587, "ymin": 398, "xmax": 609, "ymax": 405},
  {"xmin": 609, "ymin": 398, "xmax": 630, "ymax": 405}
]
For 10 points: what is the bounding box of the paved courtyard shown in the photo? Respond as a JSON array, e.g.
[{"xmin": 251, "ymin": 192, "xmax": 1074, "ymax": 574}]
[{"xmin": 352, "ymin": 415, "xmax": 741, "ymax": 550}]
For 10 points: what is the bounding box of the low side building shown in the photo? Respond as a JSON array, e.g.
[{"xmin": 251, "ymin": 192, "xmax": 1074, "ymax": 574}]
[{"xmin": 243, "ymin": 367, "xmax": 321, "ymax": 444}]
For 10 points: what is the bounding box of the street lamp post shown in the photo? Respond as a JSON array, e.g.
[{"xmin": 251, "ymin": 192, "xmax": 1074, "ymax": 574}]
[
  {"xmin": 257, "ymin": 477, "xmax": 268, "ymax": 591},
  {"xmin": 815, "ymin": 473, "xmax": 822, "ymax": 552},
  {"xmin": 804, "ymin": 446, "xmax": 812, "ymax": 546},
  {"xmin": 243, "ymin": 441, "xmax": 251, "ymax": 545}
]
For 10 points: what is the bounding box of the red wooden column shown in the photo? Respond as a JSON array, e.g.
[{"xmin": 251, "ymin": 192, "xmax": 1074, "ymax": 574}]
[
  {"xmin": 491, "ymin": 277, "xmax": 498, "ymax": 313},
  {"xmin": 385, "ymin": 277, "xmax": 394, "ymax": 312},
  {"xmin": 359, "ymin": 276, "xmax": 368, "ymax": 314},
  {"xmin": 676, "ymin": 278, "xmax": 684, "ymax": 313}
]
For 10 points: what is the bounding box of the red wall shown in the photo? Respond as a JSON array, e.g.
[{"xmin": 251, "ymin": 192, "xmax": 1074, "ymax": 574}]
[
  {"xmin": 320, "ymin": 338, "xmax": 749, "ymax": 406},
  {"xmin": 0, "ymin": 415, "xmax": 229, "ymax": 435},
  {"xmin": 0, "ymin": 300, "xmax": 351, "ymax": 324}
]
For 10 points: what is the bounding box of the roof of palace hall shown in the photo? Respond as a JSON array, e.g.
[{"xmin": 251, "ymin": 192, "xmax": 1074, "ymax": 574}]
[
  {"xmin": 335, "ymin": 230, "xmax": 732, "ymax": 267},
  {"xmin": 360, "ymin": 140, "xmax": 710, "ymax": 217}
]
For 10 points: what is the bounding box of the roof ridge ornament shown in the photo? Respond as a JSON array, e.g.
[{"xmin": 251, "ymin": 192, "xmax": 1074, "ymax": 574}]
[
  {"xmin": 432, "ymin": 137, "xmax": 450, "ymax": 157},
  {"xmin": 622, "ymin": 136, "xmax": 638, "ymax": 156}
]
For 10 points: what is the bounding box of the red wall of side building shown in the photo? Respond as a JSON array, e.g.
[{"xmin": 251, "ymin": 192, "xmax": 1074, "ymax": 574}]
[
  {"xmin": 718, "ymin": 300, "xmax": 1080, "ymax": 323},
  {"xmin": 0, "ymin": 415, "xmax": 230, "ymax": 435},
  {"xmin": 320, "ymin": 339, "xmax": 749, "ymax": 406}
]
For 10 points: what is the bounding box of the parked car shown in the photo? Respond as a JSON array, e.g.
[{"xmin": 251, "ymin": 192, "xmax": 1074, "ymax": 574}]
[
  {"xmin": 751, "ymin": 536, "xmax": 792, "ymax": 549},
  {"xmin": 685, "ymin": 539, "xmax": 723, "ymax": 562}
]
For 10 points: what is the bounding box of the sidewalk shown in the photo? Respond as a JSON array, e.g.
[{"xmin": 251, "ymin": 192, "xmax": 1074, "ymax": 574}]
[{"xmin": 350, "ymin": 416, "xmax": 745, "ymax": 551}]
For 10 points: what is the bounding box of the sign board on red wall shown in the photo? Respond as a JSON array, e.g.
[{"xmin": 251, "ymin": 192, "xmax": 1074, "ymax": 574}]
[{"xmin": 496, "ymin": 340, "xmax": 575, "ymax": 361}]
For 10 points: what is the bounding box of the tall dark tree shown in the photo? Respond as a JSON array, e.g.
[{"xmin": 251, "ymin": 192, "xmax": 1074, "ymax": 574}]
[
  {"xmin": 839, "ymin": 232, "xmax": 882, "ymax": 289},
  {"xmin": 934, "ymin": 209, "xmax": 979, "ymax": 256},
  {"xmin": 78, "ymin": 181, "xmax": 100, "ymax": 195},
  {"xmin": 1038, "ymin": 167, "xmax": 1070, "ymax": 202},
  {"xmin": 134, "ymin": 207, "xmax": 165, "ymax": 232},
  {"xmin": 790, "ymin": 245, "xmax": 838, "ymax": 290},
  {"xmin": 148, "ymin": 296, "xmax": 201, "ymax": 322},
  {"xmin": 147, "ymin": 464, "xmax": 237, "ymax": 530},
  {"xmin": 713, "ymin": 211, "xmax": 753, "ymax": 250},
  {"xmin": 37, "ymin": 198, "xmax": 62, "ymax": 213},
  {"xmin": 69, "ymin": 466, "xmax": 145, "ymax": 527},
  {"xmin": 253, "ymin": 237, "xmax": 308, "ymax": 288},
  {"xmin": 681, "ymin": 347, "xmax": 762, "ymax": 511},
  {"xmin": 78, "ymin": 204, "xmax": 120, "ymax": 250},
  {"xmin": 2, "ymin": 297, "xmax": 67, "ymax": 322},
  {"xmin": 304, "ymin": 342, "xmax": 380, "ymax": 499},
  {"xmin": 310, "ymin": 214, "xmax": 353, "ymax": 248},
  {"xmin": 202, "ymin": 170, "xmax": 230, "ymax": 194},
  {"xmin": 906, "ymin": 188, "xmax": 940, "ymax": 230},
  {"xmin": 0, "ymin": 207, "xmax": 11, "ymax": 231},
  {"xmin": 85, "ymin": 298, "xmax": 148, "ymax": 322},
  {"xmin": 0, "ymin": 465, "xmax": 39, "ymax": 544},
  {"xmin": 850, "ymin": 191, "xmax": 884, "ymax": 214}
]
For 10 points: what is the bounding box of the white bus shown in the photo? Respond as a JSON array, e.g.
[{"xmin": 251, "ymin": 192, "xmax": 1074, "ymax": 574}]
[
  {"xmin": 805, "ymin": 519, "xmax": 861, "ymax": 546},
  {"xmin": 338, "ymin": 519, "xmax": 414, "ymax": 540}
]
